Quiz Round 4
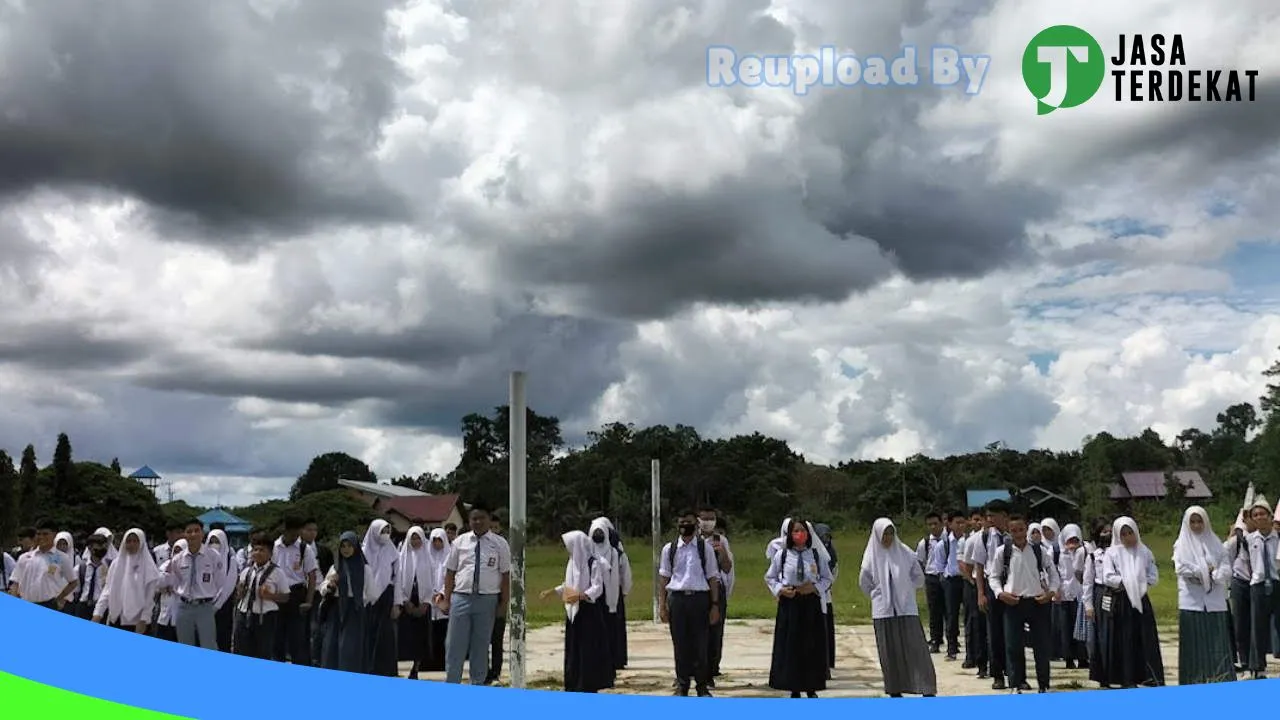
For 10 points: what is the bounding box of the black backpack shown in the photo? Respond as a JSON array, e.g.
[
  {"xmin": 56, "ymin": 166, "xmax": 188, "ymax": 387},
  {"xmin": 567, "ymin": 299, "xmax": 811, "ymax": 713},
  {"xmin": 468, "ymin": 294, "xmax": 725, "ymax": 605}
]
[
  {"xmin": 999, "ymin": 539, "xmax": 1045, "ymax": 587},
  {"xmin": 666, "ymin": 536, "xmax": 712, "ymax": 582}
]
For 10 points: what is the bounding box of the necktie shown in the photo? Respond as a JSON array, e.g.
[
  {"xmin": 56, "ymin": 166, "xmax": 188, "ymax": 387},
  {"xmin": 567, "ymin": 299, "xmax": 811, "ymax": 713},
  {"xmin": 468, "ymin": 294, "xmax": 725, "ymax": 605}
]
[
  {"xmin": 1265, "ymin": 536, "xmax": 1275, "ymax": 584},
  {"xmin": 797, "ymin": 550, "xmax": 806, "ymax": 582},
  {"xmin": 87, "ymin": 565, "xmax": 98, "ymax": 603},
  {"xmin": 188, "ymin": 551, "xmax": 198, "ymax": 594},
  {"xmin": 472, "ymin": 537, "xmax": 483, "ymax": 593},
  {"xmin": 247, "ymin": 566, "xmax": 261, "ymax": 623}
]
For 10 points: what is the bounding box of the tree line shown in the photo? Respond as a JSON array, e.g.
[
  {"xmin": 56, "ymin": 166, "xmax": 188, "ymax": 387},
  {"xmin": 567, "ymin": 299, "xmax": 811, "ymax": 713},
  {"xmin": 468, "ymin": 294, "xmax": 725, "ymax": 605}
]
[{"xmin": 6, "ymin": 348, "xmax": 1280, "ymax": 544}]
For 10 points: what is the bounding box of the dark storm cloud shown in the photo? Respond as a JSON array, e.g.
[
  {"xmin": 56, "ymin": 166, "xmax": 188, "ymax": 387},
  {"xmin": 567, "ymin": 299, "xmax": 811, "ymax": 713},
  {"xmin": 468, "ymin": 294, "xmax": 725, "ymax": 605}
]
[
  {"xmin": 0, "ymin": 322, "xmax": 152, "ymax": 371},
  {"xmin": 136, "ymin": 314, "xmax": 633, "ymax": 433},
  {"xmin": 0, "ymin": 0, "xmax": 409, "ymax": 237}
]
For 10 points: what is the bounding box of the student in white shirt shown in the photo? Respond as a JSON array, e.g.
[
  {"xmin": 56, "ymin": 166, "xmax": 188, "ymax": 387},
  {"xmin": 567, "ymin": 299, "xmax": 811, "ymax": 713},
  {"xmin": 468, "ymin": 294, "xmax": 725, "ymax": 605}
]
[
  {"xmin": 1172, "ymin": 506, "xmax": 1235, "ymax": 684},
  {"xmin": 970, "ymin": 499, "xmax": 1013, "ymax": 689},
  {"xmin": 1082, "ymin": 519, "xmax": 1112, "ymax": 687},
  {"xmin": 1246, "ymin": 496, "xmax": 1279, "ymax": 678},
  {"xmin": 152, "ymin": 539, "xmax": 184, "ymax": 642},
  {"xmin": 206, "ymin": 529, "xmax": 239, "ymax": 652},
  {"xmin": 1039, "ymin": 518, "xmax": 1065, "ymax": 661},
  {"xmin": 588, "ymin": 516, "xmax": 632, "ymax": 674},
  {"xmin": 930, "ymin": 510, "xmax": 966, "ymax": 662},
  {"xmin": 1058, "ymin": 523, "xmax": 1089, "ymax": 670},
  {"xmin": 11, "ymin": 521, "xmax": 79, "ymax": 609},
  {"xmin": 658, "ymin": 508, "xmax": 721, "ymax": 697},
  {"xmin": 1223, "ymin": 509, "xmax": 1253, "ymax": 671},
  {"xmin": 363, "ymin": 519, "xmax": 404, "ymax": 677},
  {"xmin": 539, "ymin": 530, "xmax": 614, "ymax": 693},
  {"xmin": 235, "ymin": 532, "xmax": 289, "ymax": 660},
  {"xmin": 813, "ymin": 522, "xmax": 838, "ymax": 674},
  {"xmin": 986, "ymin": 513, "xmax": 1061, "ymax": 694},
  {"xmin": 0, "ymin": 548, "xmax": 17, "ymax": 596},
  {"xmin": 859, "ymin": 517, "xmax": 937, "ymax": 698},
  {"xmin": 272, "ymin": 515, "xmax": 320, "ymax": 665},
  {"xmin": 93, "ymin": 528, "xmax": 161, "ymax": 633},
  {"xmin": 695, "ymin": 506, "xmax": 733, "ymax": 684},
  {"xmin": 1102, "ymin": 516, "xmax": 1165, "ymax": 688},
  {"xmin": 166, "ymin": 518, "xmax": 224, "ymax": 649},
  {"xmin": 916, "ymin": 511, "xmax": 945, "ymax": 653},
  {"xmin": 75, "ymin": 534, "xmax": 112, "ymax": 621},
  {"xmin": 765, "ymin": 517, "xmax": 832, "ymax": 698},
  {"xmin": 442, "ymin": 507, "xmax": 511, "ymax": 685},
  {"xmin": 82, "ymin": 527, "xmax": 119, "ymax": 564},
  {"xmin": 399, "ymin": 526, "xmax": 435, "ymax": 679},
  {"xmin": 959, "ymin": 510, "xmax": 988, "ymax": 676},
  {"xmin": 54, "ymin": 532, "xmax": 80, "ymax": 616},
  {"xmin": 320, "ymin": 530, "xmax": 380, "ymax": 672},
  {"xmin": 423, "ymin": 527, "xmax": 451, "ymax": 671}
]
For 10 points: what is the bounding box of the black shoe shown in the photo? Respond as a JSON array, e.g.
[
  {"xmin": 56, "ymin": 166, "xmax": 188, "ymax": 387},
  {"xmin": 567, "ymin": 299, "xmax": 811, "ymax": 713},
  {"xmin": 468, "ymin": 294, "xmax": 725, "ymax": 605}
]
[
  {"xmin": 806, "ymin": 692, "xmax": 818, "ymax": 698},
  {"xmin": 696, "ymin": 688, "xmax": 713, "ymax": 697},
  {"xmin": 889, "ymin": 693, "xmax": 903, "ymax": 698},
  {"xmin": 675, "ymin": 686, "xmax": 689, "ymax": 696},
  {"xmin": 961, "ymin": 661, "xmax": 975, "ymax": 669},
  {"xmin": 791, "ymin": 692, "xmax": 801, "ymax": 698},
  {"xmin": 707, "ymin": 678, "xmax": 716, "ymax": 688},
  {"xmin": 991, "ymin": 678, "xmax": 1006, "ymax": 690},
  {"xmin": 945, "ymin": 654, "xmax": 957, "ymax": 662},
  {"xmin": 1019, "ymin": 682, "xmax": 1031, "ymax": 691},
  {"xmin": 1038, "ymin": 687, "xmax": 1048, "ymax": 694},
  {"xmin": 977, "ymin": 670, "xmax": 989, "ymax": 679},
  {"xmin": 929, "ymin": 644, "xmax": 940, "ymax": 654}
]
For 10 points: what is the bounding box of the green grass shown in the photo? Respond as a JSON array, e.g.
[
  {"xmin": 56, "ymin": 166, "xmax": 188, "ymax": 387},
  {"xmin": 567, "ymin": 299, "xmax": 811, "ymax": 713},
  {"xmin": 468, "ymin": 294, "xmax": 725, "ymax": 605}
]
[{"xmin": 518, "ymin": 532, "xmax": 1183, "ymax": 629}]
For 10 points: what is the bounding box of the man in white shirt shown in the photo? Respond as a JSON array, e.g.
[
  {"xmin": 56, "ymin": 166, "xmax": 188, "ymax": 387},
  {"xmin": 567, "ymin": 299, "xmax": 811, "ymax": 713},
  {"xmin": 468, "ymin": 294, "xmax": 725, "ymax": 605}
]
[
  {"xmin": 916, "ymin": 512, "xmax": 945, "ymax": 653},
  {"xmin": 932, "ymin": 510, "xmax": 967, "ymax": 661},
  {"xmin": 442, "ymin": 506, "xmax": 511, "ymax": 685},
  {"xmin": 696, "ymin": 504, "xmax": 734, "ymax": 684},
  {"xmin": 167, "ymin": 518, "xmax": 224, "ymax": 649},
  {"xmin": 11, "ymin": 521, "xmax": 78, "ymax": 608},
  {"xmin": 271, "ymin": 515, "xmax": 319, "ymax": 665},
  {"xmin": 1247, "ymin": 498, "xmax": 1279, "ymax": 678},
  {"xmin": 986, "ymin": 513, "xmax": 1060, "ymax": 694},
  {"xmin": 959, "ymin": 509, "xmax": 988, "ymax": 675},
  {"xmin": 971, "ymin": 499, "xmax": 1012, "ymax": 690},
  {"xmin": 658, "ymin": 508, "xmax": 722, "ymax": 697},
  {"xmin": 235, "ymin": 532, "xmax": 289, "ymax": 660},
  {"xmin": 71, "ymin": 534, "xmax": 111, "ymax": 620}
]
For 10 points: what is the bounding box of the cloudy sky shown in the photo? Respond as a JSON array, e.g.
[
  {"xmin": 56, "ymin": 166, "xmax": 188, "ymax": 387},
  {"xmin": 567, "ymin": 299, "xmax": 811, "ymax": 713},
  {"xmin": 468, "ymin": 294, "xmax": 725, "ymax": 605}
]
[{"xmin": 0, "ymin": 0, "xmax": 1277, "ymax": 507}]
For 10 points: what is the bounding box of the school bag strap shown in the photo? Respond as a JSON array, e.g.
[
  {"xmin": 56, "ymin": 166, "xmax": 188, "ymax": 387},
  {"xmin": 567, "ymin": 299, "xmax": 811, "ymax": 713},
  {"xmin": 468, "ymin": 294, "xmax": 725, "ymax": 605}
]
[{"xmin": 999, "ymin": 538, "xmax": 1043, "ymax": 588}]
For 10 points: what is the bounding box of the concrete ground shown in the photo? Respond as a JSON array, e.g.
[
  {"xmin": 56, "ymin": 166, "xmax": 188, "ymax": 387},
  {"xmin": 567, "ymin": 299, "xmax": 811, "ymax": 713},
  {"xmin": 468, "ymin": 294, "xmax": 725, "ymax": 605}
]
[{"xmin": 400, "ymin": 619, "xmax": 1271, "ymax": 696}]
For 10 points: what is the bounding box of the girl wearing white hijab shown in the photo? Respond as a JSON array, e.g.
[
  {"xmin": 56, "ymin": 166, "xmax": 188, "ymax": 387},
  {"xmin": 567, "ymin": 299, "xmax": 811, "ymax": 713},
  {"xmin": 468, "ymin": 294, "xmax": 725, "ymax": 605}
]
[
  {"xmin": 397, "ymin": 526, "xmax": 434, "ymax": 679},
  {"xmin": 205, "ymin": 529, "xmax": 238, "ymax": 652},
  {"xmin": 1059, "ymin": 523, "xmax": 1089, "ymax": 670},
  {"xmin": 54, "ymin": 532, "xmax": 79, "ymax": 616},
  {"xmin": 765, "ymin": 517, "xmax": 831, "ymax": 698},
  {"xmin": 540, "ymin": 530, "xmax": 614, "ymax": 693},
  {"xmin": 599, "ymin": 518, "xmax": 633, "ymax": 670},
  {"xmin": 422, "ymin": 527, "xmax": 451, "ymax": 671},
  {"xmin": 859, "ymin": 518, "xmax": 937, "ymax": 698},
  {"xmin": 588, "ymin": 517, "xmax": 629, "ymax": 671},
  {"xmin": 1101, "ymin": 516, "xmax": 1165, "ymax": 687},
  {"xmin": 92, "ymin": 528, "xmax": 161, "ymax": 633},
  {"xmin": 766, "ymin": 517, "xmax": 790, "ymax": 561},
  {"xmin": 153, "ymin": 538, "xmax": 185, "ymax": 642},
  {"xmin": 361, "ymin": 519, "xmax": 403, "ymax": 676},
  {"xmin": 1173, "ymin": 506, "xmax": 1235, "ymax": 684},
  {"xmin": 1028, "ymin": 523, "xmax": 1043, "ymax": 545},
  {"xmin": 1039, "ymin": 518, "xmax": 1065, "ymax": 661}
]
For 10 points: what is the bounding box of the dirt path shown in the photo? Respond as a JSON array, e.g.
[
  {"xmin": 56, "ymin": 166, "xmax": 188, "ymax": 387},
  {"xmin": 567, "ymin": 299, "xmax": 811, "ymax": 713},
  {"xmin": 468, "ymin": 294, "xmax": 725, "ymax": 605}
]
[{"xmin": 401, "ymin": 619, "xmax": 1239, "ymax": 696}]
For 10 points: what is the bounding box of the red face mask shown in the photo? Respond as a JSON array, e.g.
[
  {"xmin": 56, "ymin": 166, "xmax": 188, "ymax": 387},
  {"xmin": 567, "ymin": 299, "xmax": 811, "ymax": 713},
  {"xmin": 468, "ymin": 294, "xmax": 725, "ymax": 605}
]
[{"xmin": 791, "ymin": 530, "xmax": 809, "ymax": 545}]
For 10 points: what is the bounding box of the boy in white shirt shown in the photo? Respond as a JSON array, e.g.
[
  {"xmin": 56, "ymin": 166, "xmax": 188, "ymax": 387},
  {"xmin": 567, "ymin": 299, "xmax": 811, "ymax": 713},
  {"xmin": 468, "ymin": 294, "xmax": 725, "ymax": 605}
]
[{"xmin": 235, "ymin": 533, "xmax": 289, "ymax": 660}]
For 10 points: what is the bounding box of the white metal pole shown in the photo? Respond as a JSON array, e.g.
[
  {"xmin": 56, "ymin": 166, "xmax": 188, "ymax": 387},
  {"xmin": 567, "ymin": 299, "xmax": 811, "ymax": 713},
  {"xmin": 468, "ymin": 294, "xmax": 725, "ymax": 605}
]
[
  {"xmin": 651, "ymin": 458, "xmax": 661, "ymax": 623},
  {"xmin": 508, "ymin": 372, "xmax": 528, "ymax": 689}
]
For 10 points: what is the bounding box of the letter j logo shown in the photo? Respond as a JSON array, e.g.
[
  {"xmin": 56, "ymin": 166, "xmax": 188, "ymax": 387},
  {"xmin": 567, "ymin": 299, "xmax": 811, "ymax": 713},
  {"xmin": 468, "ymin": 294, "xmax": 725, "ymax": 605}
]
[{"xmin": 1022, "ymin": 25, "xmax": 1105, "ymax": 115}]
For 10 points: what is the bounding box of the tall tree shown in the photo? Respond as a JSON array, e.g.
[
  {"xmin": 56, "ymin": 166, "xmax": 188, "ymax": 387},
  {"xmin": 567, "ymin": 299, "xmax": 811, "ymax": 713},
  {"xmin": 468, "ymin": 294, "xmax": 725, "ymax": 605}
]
[
  {"xmin": 52, "ymin": 433, "xmax": 73, "ymax": 495},
  {"xmin": 0, "ymin": 451, "xmax": 17, "ymax": 544},
  {"xmin": 289, "ymin": 452, "xmax": 377, "ymax": 500},
  {"xmin": 17, "ymin": 444, "xmax": 38, "ymax": 524},
  {"xmin": 110, "ymin": 458, "xmax": 122, "ymax": 475}
]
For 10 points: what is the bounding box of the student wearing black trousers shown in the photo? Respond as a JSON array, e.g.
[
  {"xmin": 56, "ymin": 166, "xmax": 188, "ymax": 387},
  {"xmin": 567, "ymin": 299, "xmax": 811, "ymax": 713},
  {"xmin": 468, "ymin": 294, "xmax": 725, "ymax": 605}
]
[
  {"xmin": 960, "ymin": 511, "xmax": 988, "ymax": 675},
  {"xmin": 485, "ymin": 515, "xmax": 507, "ymax": 684},
  {"xmin": 987, "ymin": 514, "xmax": 1060, "ymax": 694},
  {"xmin": 658, "ymin": 509, "xmax": 722, "ymax": 697},
  {"xmin": 971, "ymin": 500, "xmax": 1013, "ymax": 690},
  {"xmin": 1224, "ymin": 514, "xmax": 1253, "ymax": 671},
  {"xmin": 937, "ymin": 511, "xmax": 967, "ymax": 662},
  {"xmin": 916, "ymin": 512, "xmax": 945, "ymax": 652},
  {"xmin": 1247, "ymin": 500, "xmax": 1279, "ymax": 679}
]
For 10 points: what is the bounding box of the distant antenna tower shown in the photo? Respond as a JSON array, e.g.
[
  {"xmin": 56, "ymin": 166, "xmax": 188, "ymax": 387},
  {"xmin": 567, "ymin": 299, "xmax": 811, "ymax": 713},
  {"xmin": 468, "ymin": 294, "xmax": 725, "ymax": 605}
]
[{"xmin": 165, "ymin": 481, "xmax": 175, "ymax": 504}]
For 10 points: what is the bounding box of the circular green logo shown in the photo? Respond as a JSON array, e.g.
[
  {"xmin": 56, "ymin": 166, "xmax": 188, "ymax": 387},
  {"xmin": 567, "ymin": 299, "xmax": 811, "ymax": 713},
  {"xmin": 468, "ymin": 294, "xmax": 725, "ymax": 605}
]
[{"xmin": 1022, "ymin": 25, "xmax": 1106, "ymax": 115}]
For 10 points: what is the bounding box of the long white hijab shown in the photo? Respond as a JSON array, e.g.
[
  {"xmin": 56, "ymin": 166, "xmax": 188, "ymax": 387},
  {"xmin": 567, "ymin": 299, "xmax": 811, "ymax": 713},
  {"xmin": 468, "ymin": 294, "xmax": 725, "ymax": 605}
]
[
  {"xmin": 861, "ymin": 518, "xmax": 916, "ymax": 612},
  {"xmin": 398, "ymin": 526, "xmax": 434, "ymax": 601},
  {"xmin": 561, "ymin": 530, "xmax": 601, "ymax": 622},
  {"xmin": 1107, "ymin": 516, "xmax": 1151, "ymax": 611},
  {"xmin": 103, "ymin": 529, "xmax": 161, "ymax": 624},
  {"xmin": 1173, "ymin": 506, "xmax": 1222, "ymax": 589},
  {"xmin": 588, "ymin": 517, "xmax": 621, "ymax": 612},
  {"xmin": 765, "ymin": 517, "xmax": 790, "ymax": 561},
  {"xmin": 362, "ymin": 519, "xmax": 399, "ymax": 592}
]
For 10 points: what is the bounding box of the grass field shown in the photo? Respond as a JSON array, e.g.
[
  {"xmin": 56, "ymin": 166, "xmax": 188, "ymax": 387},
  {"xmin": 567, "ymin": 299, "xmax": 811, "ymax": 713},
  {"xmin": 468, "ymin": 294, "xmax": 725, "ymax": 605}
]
[{"xmin": 518, "ymin": 531, "xmax": 1183, "ymax": 629}]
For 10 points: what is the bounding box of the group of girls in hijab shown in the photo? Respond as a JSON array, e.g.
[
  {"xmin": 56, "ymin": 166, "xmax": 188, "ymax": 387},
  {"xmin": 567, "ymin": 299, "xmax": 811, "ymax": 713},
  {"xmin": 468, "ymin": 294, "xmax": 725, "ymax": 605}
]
[{"xmin": 397, "ymin": 527, "xmax": 452, "ymax": 678}]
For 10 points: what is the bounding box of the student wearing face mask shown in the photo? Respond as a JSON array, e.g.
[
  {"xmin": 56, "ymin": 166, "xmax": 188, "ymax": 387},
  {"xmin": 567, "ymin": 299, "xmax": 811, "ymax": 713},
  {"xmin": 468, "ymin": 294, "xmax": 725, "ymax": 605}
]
[
  {"xmin": 588, "ymin": 517, "xmax": 632, "ymax": 672},
  {"xmin": 72, "ymin": 534, "xmax": 111, "ymax": 620},
  {"xmin": 765, "ymin": 517, "xmax": 832, "ymax": 698},
  {"xmin": 658, "ymin": 509, "xmax": 722, "ymax": 697},
  {"xmin": 696, "ymin": 504, "xmax": 734, "ymax": 684}
]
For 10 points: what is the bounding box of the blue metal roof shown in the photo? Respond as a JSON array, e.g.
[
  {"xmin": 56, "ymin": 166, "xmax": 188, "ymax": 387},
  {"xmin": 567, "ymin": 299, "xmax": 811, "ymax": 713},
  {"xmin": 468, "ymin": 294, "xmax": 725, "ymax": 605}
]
[
  {"xmin": 198, "ymin": 507, "xmax": 253, "ymax": 533},
  {"xmin": 128, "ymin": 465, "xmax": 162, "ymax": 480},
  {"xmin": 966, "ymin": 489, "xmax": 1010, "ymax": 509}
]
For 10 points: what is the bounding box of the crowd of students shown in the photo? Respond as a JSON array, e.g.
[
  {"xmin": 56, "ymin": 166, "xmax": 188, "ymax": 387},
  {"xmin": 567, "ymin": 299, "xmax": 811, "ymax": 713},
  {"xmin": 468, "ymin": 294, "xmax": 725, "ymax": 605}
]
[{"xmin": 3, "ymin": 495, "xmax": 1278, "ymax": 697}]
